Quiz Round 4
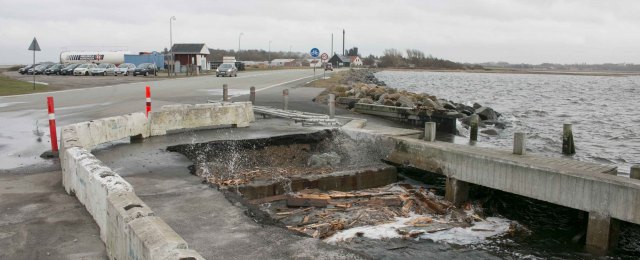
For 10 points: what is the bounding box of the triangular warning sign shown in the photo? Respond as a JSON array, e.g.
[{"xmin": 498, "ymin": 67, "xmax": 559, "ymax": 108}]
[{"xmin": 28, "ymin": 37, "xmax": 41, "ymax": 51}]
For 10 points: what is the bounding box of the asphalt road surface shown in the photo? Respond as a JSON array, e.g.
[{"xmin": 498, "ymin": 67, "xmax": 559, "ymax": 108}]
[{"xmin": 0, "ymin": 68, "xmax": 338, "ymax": 171}]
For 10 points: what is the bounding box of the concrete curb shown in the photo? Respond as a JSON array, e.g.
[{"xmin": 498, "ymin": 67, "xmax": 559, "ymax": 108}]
[{"xmin": 59, "ymin": 102, "xmax": 255, "ymax": 260}]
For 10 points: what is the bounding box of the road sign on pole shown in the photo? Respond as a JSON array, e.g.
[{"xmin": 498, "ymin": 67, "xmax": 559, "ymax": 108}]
[
  {"xmin": 310, "ymin": 48, "xmax": 320, "ymax": 58},
  {"xmin": 320, "ymin": 53, "xmax": 329, "ymax": 62},
  {"xmin": 28, "ymin": 37, "xmax": 41, "ymax": 90}
]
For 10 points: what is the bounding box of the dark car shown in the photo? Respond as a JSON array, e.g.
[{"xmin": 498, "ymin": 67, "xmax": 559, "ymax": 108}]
[
  {"xmin": 60, "ymin": 64, "xmax": 80, "ymax": 75},
  {"xmin": 133, "ymin": 63, "xmax": 157, "ymax": 76},
  {"xmin": 324, "ymin": 63, "xmax": 333, "ymax": 71},
  {"xmin": 31, "ymin": 63, "xmax": 55, "ymax": 75},
  {"xmin": 44, "ymin": 64, "xmax": 66, "ymax": 75},
  {"xmin": 18, "ymin": 64, "xmax": 36, "ymax": 74}
]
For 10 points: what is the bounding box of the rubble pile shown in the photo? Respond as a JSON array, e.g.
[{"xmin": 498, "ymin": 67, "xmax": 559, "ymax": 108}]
[
  {"xmin": 253, "ymin": 183, "xmax": 492, "ymax": 240},
  {"xmin": 320, "ymin": 69, "xmax": 506, "ymax": 132}
]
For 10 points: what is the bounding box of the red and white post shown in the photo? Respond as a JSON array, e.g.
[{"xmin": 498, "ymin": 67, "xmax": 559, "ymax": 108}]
[
  {"xmin": 47, "ymin": 96, "xmax": 58, "ymax": 153},
  {"xmin": 145, "ymin": 85, "xmax": 151, "ymax": 117}
]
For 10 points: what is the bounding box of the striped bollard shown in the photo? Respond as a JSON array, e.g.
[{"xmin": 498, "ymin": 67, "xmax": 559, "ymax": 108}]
[
  {"xmin": 145, "ymin": 86, "xmax": 151, "ymax": 118},
  {"xmin": 47, "ymin": 96, "xmax": 58, "ymax": 153}
]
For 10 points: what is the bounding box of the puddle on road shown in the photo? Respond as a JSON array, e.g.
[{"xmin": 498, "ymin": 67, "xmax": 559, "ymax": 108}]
[{"xmin": 0, "ymin": 110, "xmax": 52, "ymax": 170}]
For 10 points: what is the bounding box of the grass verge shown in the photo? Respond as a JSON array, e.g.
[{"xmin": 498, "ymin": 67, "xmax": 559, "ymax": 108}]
[
  {"xmin": 0, "ymin": 74, "xmax": 49, "ymax": 96},
  {"xmin": 305, "ymin": 70, "xmax": 350, "ymax": 103}
]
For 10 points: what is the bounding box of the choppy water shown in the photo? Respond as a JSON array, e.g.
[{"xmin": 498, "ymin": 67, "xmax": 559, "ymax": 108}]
[
  {"xmin": 376, "ymin": 70, "xmax": 640, "ymax": 174},
  {"xmin": 376, "ymin": 71, "xmax": 640, "ymax": 258}
]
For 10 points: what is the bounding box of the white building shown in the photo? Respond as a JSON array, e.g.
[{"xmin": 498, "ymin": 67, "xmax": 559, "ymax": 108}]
[{"xmin": 349, "ymin": 56, "xmax": 363, "ymax": 67}]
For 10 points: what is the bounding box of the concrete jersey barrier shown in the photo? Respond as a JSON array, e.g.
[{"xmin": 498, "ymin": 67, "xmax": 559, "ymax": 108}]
[{"xmin": 58, "ymin": 101, "xmax": 254, "ymax": 260}]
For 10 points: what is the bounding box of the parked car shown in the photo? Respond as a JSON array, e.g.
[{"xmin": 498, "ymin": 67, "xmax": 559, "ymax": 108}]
[
  {"xmin": 216, "ymin": 63, "xmax": 237, "ymax": 77},
  {"xmin": 115, "ymin": 63, "xmax": 135, "ymax": 76},
  {"xmin": 32, "ymin": 63, "xmax": 54, "ymax": 75},
  {"xmin": 73, "ymin": 63, "xmax": 97, "ymax": 76},
  {"xmin": 18, "ymin": 64, "xmax": 36, "ymax": 74},
  {"xmin": 60, "ymin": 64, "xmax": 80, "ymax": 75},
  {"xmin": 324, "ymin": 63, "xmax": 333, "ymax": 71},
  {"xmin": 90, "ymin": 63, "xmax": 116, "ymax": 76},
  {"xmin": 133, "ymin": 63, "xmax": 157, "ymax": 76},
  {"xmin": 44, "ymin": 64, "xmax": 65, "ymax": 75}
]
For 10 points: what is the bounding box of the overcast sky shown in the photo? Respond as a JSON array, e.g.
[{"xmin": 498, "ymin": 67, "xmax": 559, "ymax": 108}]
[{"xmin": 2, "ymin": 0, "xmax": 640, "ymax": 65}]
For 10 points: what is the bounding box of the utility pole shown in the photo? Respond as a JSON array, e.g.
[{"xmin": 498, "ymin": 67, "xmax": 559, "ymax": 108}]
[
  {"xmin": 342, "ymin": 29, "xmax": 345, "ymax": 56},
  {"xmin": 238, "ymin": 32, "xmax": 244, "ymax": 61},
  {"xmin": 268, "ymin": 40, "xmax": 272, "ymax": 68},
  {"xmin": 331, "ymin": 33, "xmax": 333, "ymax": 55},
  {"xmin": 169, "ymin": 16, "xmax": 176, "ymax": 77}
]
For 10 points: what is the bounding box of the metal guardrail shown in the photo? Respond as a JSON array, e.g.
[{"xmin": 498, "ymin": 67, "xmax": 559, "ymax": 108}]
[{"xmin": 253, "ymin": 106, "xmax": 340, "ymax": 126}]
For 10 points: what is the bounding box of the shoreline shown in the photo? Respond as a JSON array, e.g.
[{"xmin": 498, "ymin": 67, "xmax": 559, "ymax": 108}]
[{"xmin": 378, "ymin": 67, "xmax": 640, "ymax": 77}]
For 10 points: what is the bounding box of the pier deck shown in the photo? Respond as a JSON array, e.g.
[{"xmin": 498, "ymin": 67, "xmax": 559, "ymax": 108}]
[{"xmin": 385, "ymin": 136, "xmax": 637, "ymax": 252}]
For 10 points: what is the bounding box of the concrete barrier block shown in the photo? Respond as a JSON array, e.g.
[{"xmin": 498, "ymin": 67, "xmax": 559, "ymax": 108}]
[
  {"xmin": 161, "ymin": 249, "xmax": 206, "ymax": 260},
  {"xmin": 342, "ymin": 119, "xmax": 367, "ymax": 129},
  {"xmin": 63, "ymin": 113, "xmax": 149, "ymax": 150},
  {"xmin": 60, "ymin": 125, "xmax": 82, "ymax": 150},
  {"xmin": 161, "ymin": 104, "xmax": 192, "ymax": 111},
  {"xmin": 150, "ymin": 102, "xmax": 253, "ymax": 136},
  {"xmin": 106, "ymin": 191, "xmax": 155, "ymax": 260},
  {"xmin": 126, "ymin": 216, "xmax": 188, "ymax": 260}
]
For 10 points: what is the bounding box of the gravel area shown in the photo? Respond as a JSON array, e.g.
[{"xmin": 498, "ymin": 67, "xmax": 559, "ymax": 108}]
[{"xmin": 2, "ymin": 71, "xmax": 171, "ymax": 91}]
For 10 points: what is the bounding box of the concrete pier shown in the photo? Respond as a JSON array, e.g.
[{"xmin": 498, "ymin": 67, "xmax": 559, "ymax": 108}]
[
  {"xmin": 631, "ymin": 165, "xmax": 640, "ymax": 180},
  {"xmin": 444, "ymin": 178, "xmax": 469, "ymax": 206},
  {"xmin": 586, "ymin": 212, "xmax": 620, "ymax": 253},
  {"xmin": 563, "ymin": 123, "xmax": 575, "ymax": 155},
  {"xmin": 470, "ymin": 114, "xmax": 479, "ymax": 142},
  {"xmin": 385, "ymin": 136, "xmax": 639, "ymax": 251},
  {"xmin": 513, "ymin": 132, "xmax": 526, "ymax": 155},
  {"xmin": 424, "ymin": 122, "xmax": 436, "ymax": 142}
]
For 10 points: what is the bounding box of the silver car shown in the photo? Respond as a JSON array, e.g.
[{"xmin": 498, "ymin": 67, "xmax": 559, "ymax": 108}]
[
  {"xmin": 74, "ymin": 63, "xmax": 98, "ymax": 76},
  {"xmin": 216, "ymin": 63, "xmax": 238, "ymax": 77},
  {"xmin": 90, "ymin": 63, "xmax": 116, "ymax": 76},
  {"xmin": 115, "ymin": 63, "xmax": 136, "ymax": 76}
]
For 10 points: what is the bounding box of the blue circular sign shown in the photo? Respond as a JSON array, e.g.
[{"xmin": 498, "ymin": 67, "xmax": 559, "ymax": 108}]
[{"xmin": 310, "ymin": 48, "xmax": 320, "ymax": 57}]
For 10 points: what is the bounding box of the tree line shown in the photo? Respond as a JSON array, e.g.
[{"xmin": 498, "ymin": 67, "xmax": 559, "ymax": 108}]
[{"xmin": 362, "ymin": 49, "xmax": 481, "ymax": 70}]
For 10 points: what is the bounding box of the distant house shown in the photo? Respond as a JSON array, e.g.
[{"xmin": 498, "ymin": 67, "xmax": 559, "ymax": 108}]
[
  {"xmin": 170, "ymin": 43, "xmax": 210, "ymax": 72},
  {"xmin": 328, "ymin": 54, "xmax": 350, "ymax": 67},
  {"xmin": 349, "ymin": 56, "xmax": 363, "ymax": 67},
  {"xmin": 270, "ymin": 59, "xmax": 296, "ymax": 66},
  {"xmin": 307, "ymin": 59, "xmax": 322, "ymax": 67}
]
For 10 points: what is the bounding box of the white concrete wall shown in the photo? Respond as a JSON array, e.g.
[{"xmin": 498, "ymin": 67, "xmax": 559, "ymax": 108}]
[{"xmin": 58, "ymin": 101, "xmax": 252, "ymax": 260}]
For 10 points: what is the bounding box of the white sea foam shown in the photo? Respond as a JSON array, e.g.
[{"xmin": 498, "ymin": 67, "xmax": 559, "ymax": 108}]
[{"xmin": 325, "ymin": 215, "xmax": 512, "ymax": 246}]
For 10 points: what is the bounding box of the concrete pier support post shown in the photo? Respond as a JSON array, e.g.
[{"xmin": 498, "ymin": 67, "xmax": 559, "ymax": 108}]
[
  {"xmin": 222, "ymin": 84, "xmax": 229, "ymax": 102},
  {"xmin": 283, "ymin": 89, "xmax": 289, "ymax": 110},
  {"xmin": 470, "ymin": 114, "xmax": 479, "ymax": 142},
  {"xmin": 249, "ymin": 86, "xmax": 256, "ymax": 105},
  {"xmin": 445, "ymin": 177, "xmax": 469, "ymax": 206},
  {"xmin": 328, "ymin": 94, "xmax": 335, "ymax": 118},
  {"xmin": 630, "ymin": 165, "xmax": 640, "ymax": 180},
  {"xmin": 586, "ymin": 212, "xmax": 620, "ymax": 254},
  {"xmin": 563, "ymin": 123, "xmax": 576, "ymax": 155},
  {"xmin": 424, "ymin": 122, "xmax": 436, "ymax": 142},
  {"xmin": 513, "ymin": 132, "xmax": 526, "ymax": 155}
]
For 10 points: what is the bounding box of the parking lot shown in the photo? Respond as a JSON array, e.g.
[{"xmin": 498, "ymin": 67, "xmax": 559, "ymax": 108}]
[{"xmin": 2, "ymin": 71, "xmax": 174, "ymax": 91}]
